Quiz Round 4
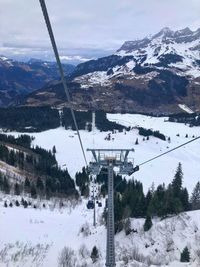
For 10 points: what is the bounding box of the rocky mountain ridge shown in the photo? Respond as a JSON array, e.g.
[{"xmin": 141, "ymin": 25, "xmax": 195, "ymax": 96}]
[{"xmin": 7, "ymin": 27, "xmax": 200, "ymax": 113}]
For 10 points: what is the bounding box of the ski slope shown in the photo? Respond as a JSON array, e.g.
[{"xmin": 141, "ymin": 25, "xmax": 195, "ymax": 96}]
[
  {"xmin": 1, "ymin": 113, "xmax": 200, "ymax": 266},
  {"xmin": 4, "ymin": 113, "xmax": 200, "ymax": 193}
]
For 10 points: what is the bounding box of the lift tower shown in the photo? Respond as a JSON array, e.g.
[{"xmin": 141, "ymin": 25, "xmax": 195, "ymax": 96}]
[{"xmin": 87, "ymin": 149, "xmax": 136, "ymax": 267}]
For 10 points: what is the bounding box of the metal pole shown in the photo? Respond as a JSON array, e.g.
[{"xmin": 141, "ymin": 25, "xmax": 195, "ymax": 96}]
[
  {"xmin": 106, "ymin": 162, "xmax": 116, "ymax": 267},
  {"xmin": 93, "ymin": 183, "xmax": 96, "ymax": 227}
]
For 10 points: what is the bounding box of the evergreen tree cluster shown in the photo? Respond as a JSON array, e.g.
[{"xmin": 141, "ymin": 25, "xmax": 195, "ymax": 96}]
[
  {"xmin": 169, "ymin": 112, "xmax": 200, "ymax": 127},
  {"xmin": 75, "ymin": 167, "xmax": 89, "ymax": 197},
  {"xmin": 0, "ymin": 134, "xmax": 34, "ymax": 148},
  {"xmin": 98, "ymin": 163, "xmax": 192, "ymax": 233},
  {"xmin": 0, "ymin": 173, "xmax": 10, "ymax": 194},
  {"xmin": 0, "ymin": 107, "xmax": 60, "ymax": 132},
  {"xmin": 0, "ymin": 138, "xmax": 77, "ymax": 199},
  {"xmin": 62, "ymin": 109, "xmax": 126, "ymax": 132},
  {"xmin": 95, "ymin": 111, "xmax": 125, "ymax": 132},
  {"xmin": 62, "ymin": 108, "xmax": 92, "ymax": 131},
  {"xmin": 138, "ymin": 127, "xmax": 166, "ymax": 141}
]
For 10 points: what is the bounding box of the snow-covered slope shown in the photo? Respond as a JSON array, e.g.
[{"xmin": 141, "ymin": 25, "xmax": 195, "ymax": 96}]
[
  {"xmin": 3, "ymin": 113, "xmax": 200, "ymax": 193},
  {"xmin": 1, "ymin": 113, "xmax": 200, "ymax": 266},
  {"xmin": 1, "ymin": 195, "xmax": 200, "ymax": 267}
]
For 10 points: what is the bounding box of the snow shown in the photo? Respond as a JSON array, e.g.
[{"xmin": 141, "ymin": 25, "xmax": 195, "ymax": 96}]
[
  {"xmin": 3, "ymin": 114, "xmax": 200, "ymax": 194},
  {"xmin": 1, "ymin": 197, "xmax": 200, "ymax": 266},
  {"xmin": 0, "ymin": 56, "xmax": 8, "ymax": 61},
  {"xmin": 178, "ymin": 104, "xmax": 194, "ymax": 114},
  {"xmin": 1, "ymin": 113, "xmax": 200, "ymax": 266},
  {"xmin": 126, "ymin": 60, "xmax": 135, "ymax": 70},
  {"xmin": 114, "ymin": 32, "xmax": 200, "ymax": 79},
  {"xmin": 74, "ymin": 71, "xmax": 111, "ymax": 88},
  {"xmin": 0, "ymin": 197, "xmax": 106, "ymax": 267}
]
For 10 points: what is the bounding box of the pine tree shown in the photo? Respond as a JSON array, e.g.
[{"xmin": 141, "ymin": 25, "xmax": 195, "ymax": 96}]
[
  {"xmin": 124, "ymin": 218, "xmax": 131, "ymax": 235},
  {"xmin": 15, "ymin": 200, "xmax": 20, "ymax": 207},
  {"xmin": 180, "ymin": 246, "xmax": 190, "ymax": 262},
  {"xmin": 145, "ymin": 190, "xmax": 153, "ymax": 214},
  {"xmin": 4, "ymin": 201, "xmax": 7, "ymax": 208},
  {"xmin": 24, "ymin": 177, "xmax": 31, "ymax": 193},
  {"xmin": 191, "ymin": 182, "xmax": 200, "ymax": 210},
  {"xmin": 172, "ymin": 163, "xmax": 183, "ymax": 199},
  {"xmin": 143, "ymin": 215, "xmax": 153, "ymax": 232},
  {"xmin": 91, "ymin": 246, "xmax": 99, "ymax": 263},
  {"xmin": 31, "ymin": 184, "xmax": 37, "ymax": 199},
  {"xmin": 52, "ymin": 145, "xmax": 56, "ymax": 154},
  {"xmin": 23, "ymin": 200, "xmax": 28, "ymax": 208},
  {"xmin": 3, "ymin": 177, "xmax": 10, "ymax": 194},
  {"xmin": 135, "ymin": 138, "xmax": 139, "ymax": 145},
  {"xmin": 180, "ymin": 188, "xmax": 190, "ymax": 211},
  {"xmin": 14, "ymin": 183, "xmax": 20, "ymax": 195},
  {"xmin": 0, "ymin": 172, "xmax": 3, "ymax": 191},
  {"xmin": 36, "ymin": 177, "xmax": 44, "ymax": 192}
]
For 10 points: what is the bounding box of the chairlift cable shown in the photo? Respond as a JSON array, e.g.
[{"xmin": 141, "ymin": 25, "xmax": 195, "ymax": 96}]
[
  {"xmin": 114, "ymin": 136, "xmax": 200, "ymax": 191},
  {"xmin": 138, "ymin": 136, "xmax": 200, "ymax": 167},
  {"xmin": 39, "ymin": 0, "xmax": 88, "ymax": 166}
]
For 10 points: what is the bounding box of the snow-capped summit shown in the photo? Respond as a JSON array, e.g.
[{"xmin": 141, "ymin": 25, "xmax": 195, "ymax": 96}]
[
  {"xmin": 116, "ymin": 27, "xmax": 200, "ymax": 71},
  {"xmin": 23, "ymin": 27, "xmax": 200, "ymax": 114}
]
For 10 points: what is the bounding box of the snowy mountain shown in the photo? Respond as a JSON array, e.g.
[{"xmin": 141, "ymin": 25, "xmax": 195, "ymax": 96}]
[
  {"xmin": 0, "ymin": 56, "xmax": 75, "ymax": 107},
  {"xmin": 23, "ymin": 27, "xmax": 200, "ymax": 114}
]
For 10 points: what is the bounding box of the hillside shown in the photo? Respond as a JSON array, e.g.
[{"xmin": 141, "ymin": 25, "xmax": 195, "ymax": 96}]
[
  {"xmin": 5, "ymin": 113, "xmax": 200, "ymax": 193},
  {"xmin": 1, "ymin": 196, "xmax": 200, "ymax": 267},
  {"xmin": 22, "ymin": 27, "xmax": 200, "ymax": 114},
  {"xmin": 0, "ymin": 56, "xmax": 74, "ymax": 107},
  {"xmin": 0, "ymin": 113, "xmax": 200, "ymax": 266}
]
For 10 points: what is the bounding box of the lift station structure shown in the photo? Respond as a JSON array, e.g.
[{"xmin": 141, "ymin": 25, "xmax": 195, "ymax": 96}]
[{"xmin": 87, "ymin": 148, "xmax": 138, "ymax": 267}]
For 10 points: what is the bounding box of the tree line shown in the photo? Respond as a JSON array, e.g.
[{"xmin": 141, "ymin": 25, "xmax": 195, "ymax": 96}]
[
  {"xmin": 0, "ymin": 107, "xmax": 60, "ymax": 132},
  {"xmin": 0, "ymin": 137, "xmax": 78, "ymax": 199},
  {"xmin": 94, "ymin": 163, "xmax": 200, "ymax": 233}
]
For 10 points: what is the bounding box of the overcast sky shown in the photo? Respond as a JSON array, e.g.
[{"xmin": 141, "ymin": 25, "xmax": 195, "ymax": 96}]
[{"xmin": 0, "ymin": 0, "xmax": 200, "ymax": 63}]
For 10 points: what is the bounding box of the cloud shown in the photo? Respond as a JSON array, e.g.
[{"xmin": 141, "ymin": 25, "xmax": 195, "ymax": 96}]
[
  {"xmin": 59, "ymin": 55, "xmax": 93, "ymax": 62},
  {"xmin": 0, "ymin": 0, "xmax": 199, "ymax": 61}
]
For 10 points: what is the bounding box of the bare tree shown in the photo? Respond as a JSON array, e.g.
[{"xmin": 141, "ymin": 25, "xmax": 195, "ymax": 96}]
[
  {"xmin": 58, "ymin": 247, "xmax": 77, "ymax": 267},
  {"xmin": 78, "ymin": 244, "xmax": 89, "ymax": 259}
]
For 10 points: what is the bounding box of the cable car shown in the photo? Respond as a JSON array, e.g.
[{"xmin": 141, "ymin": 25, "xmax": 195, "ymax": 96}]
[
  {"xmin": 87, "ymin": 200, "xmax": 94, "ymax": 209},
  {"xmin": 98, "ymin": 202, "xmax": 102, "ymax": 207}
]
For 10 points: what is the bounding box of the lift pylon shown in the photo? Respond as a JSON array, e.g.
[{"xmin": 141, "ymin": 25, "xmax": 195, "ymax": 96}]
[{"xmin": 87, "ymin": 148, "xmax": 137, "ymax": 267}]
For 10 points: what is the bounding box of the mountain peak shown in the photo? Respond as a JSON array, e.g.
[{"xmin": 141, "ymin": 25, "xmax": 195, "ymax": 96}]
[
  {"xmin": 152, "ymin": 27, "xmax": 174, "ymax": 39},
  {"xmin": 174, "ymin": 27, "xmax": 193, "ymax": 37},
  {"xmin": 160, "ymin": 27, "xmax": 172, "ymax": 33}
]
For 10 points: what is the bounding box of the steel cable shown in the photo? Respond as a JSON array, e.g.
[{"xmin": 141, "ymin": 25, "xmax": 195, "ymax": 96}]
[{"xmin": 39, "ymin": 0, "xmax": 88, "ymax": 166}]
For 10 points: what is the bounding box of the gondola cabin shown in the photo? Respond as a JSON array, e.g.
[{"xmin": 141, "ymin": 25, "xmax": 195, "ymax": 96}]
[
  {"xmin": 87, "ymin": 200, "xmax": 94, "ymax": 209},
  {"xmin": 98, "ymin": 202, "xmax": 102, "ymax": 207}
]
